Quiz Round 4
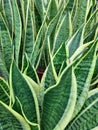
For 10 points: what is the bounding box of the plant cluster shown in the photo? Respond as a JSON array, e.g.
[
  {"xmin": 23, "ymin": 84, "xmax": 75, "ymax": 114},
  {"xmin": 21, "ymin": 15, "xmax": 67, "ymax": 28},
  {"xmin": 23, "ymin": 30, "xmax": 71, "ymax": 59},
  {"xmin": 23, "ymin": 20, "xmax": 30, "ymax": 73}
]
[{"xmin": 0, "ymin": 0, "xmax": 98, "ymax": 130}]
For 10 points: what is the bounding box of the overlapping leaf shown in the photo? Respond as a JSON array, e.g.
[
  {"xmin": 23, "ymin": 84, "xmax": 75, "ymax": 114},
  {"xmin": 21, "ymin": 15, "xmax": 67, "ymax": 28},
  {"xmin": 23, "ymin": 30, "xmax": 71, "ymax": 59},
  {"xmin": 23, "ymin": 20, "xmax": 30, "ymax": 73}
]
[
  {"xmin": 53, "ymin": 12, "xmax": 72, "ymax": 54},
  {"xmin": 0, "ymin": 77, "xmax": 9, "ymax": 105},
  {"xmin": 41, "ymin": 66, "xmax": 77, "ymax": 130},
  {"xmin": 24, "ymin": 8, "xmax": 34, "ymax": 59},
  {"xmin": 2, "ymin": 0, "xmax": 13, "ymax": 38},
  {"xmin": 47, "ymin": 0, "xmax": 58, "ymax": 21},
  {"xmin": 73, "ymin": 0, "xmax": 89, "ymax": 33},
  {"xmin": 35, "ymin": 0, "xmax": 45, "ymax": 21},
  {"xmin": 67, "ymin": 89, "xmax": 98, "ymax": 130},
  {"xmin": 0, "ymin": 13, "xmax": 12, "ymax": 72},
  {"xmin": 10, "ymin": 61, "xmax": 40, "ymax": 128},
  {"xmin": 0, "ymin": 51, "xmax": 8, "ymax": 80},
  {"xmin": 11, "ymin": 0, "xmax": 22, "ymax": 65},
  {"xmin": 67, "ymin": 25, "xmax": 84, "ymax": 59},
  {"xmin": 72, "ymin": 40, "xmax": 98, "ymax": 118},
  {"xmin": 0, "ymin": 101, "xmax": 31, "ymax": 130},
  {"xmin": 84, "ymin": 9, "xmax": 98, "ymax": 38},
  {"xmin": 30, "ymin": 0, "xmax": 55, "ymax": 66}
]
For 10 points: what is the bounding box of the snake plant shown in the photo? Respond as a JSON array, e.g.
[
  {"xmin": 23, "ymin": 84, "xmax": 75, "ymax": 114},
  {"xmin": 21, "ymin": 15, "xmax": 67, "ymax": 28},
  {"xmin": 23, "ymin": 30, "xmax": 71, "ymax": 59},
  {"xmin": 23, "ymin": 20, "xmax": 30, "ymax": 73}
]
[{"xmin": 0, "ymin": 0, "xmax": 98, "ymax": 130}]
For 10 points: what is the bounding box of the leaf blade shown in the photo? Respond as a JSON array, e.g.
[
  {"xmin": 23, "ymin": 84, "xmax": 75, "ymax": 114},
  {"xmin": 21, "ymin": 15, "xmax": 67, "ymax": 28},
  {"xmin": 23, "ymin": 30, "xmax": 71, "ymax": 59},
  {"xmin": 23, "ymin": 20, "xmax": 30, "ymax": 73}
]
[
  {"xmin": 0, "ymin": 101, "xmax": 31, "ymax": 130},
  {"xmin": 10, "ymin": 61, "xmax": 40, "ymax": 127},
  {"xmin": 41, "ymin": 66, "xmax": 77, "ymax": 130}
]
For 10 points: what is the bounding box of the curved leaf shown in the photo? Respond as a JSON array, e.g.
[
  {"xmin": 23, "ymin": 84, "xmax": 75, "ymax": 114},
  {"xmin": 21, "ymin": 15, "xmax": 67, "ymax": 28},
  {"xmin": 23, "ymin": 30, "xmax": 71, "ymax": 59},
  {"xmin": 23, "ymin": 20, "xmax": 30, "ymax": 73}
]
[
  {"xmin": 73, "ymin": 0, "xmax": 88, "ymax": 33},
  {"xmin": 11, "ymin": 0, "xmax": 22, "ymax": 65},
  {"xmin": 70, "ymin": 41, "xmax": 93, "ymax": 62},
  {"xmin": 84, "ymin": 9, "xmax": 98, "ymax": 38},
  {"xmin": 92, "ymin": 126, "xmax": 98, "ymax": 130},
  {"xmin": 53, "ymin": 12, "xmax": 72, "ymax": 54},
  {"xmin": 25, "ymin": 10, "xmax": 34, "ymax": 58},
  {"xmin": 35, "ymin": 0, "xmax": 45, "ymax": 21},
  {"xmin": 0, "ymin": 101, "xmax": 31, "ymax": 130},
  {"xmin": 36, "ymin": 6, "xmax": 64, "ymax": 68},
  {"xmin": 84, "ymin": 9, "xmax": 98, "ymax": 43},
  {"xmin": 72, "ymin": 40, "xmax": 98, "ymax": 118},
  {"xmin": 10, "ymin": 61, "xmax": 40, "ymax": 127},
  {"xmin": 41, "ymin": 66, "xmax": 77, "ymax": 130},
  {"xmin": 67, "ymin": 25, "xmax": 84, "ymax": 59},
  {"xmin": 24, "ymin": 8, "xmax": 34, "ymax": 58},
  {"xmin": 93, "ymin": 55, "xmax": 98, "ymax": 78},
  {"xmin": 22, "ymin": 0, "xmax": 28, "ymax": 20},
  {"xmin": 42, "ymin": 41, "xmax": 67, "ymax": 87},
  {"xmin": 23, "ymin": 74, "xmax": 40, "ymax": 99},
  {"xmin": 41, "ymin": 60, "xmax": 57, "ymax": 90},
  {"xmin": 53, "ymin": 43, "xmax": 67, "ymax": 75},
  {"xmin": 65, "ymin": 0, "xmax": 76, "ymax": 13},
  {"xmin": 48, "ymin": 0, "xmax": 58, "ymax": 21},
  {"xmin": 23, "ymin": 54, "xmax": 39, "ymax": 84},
  {"xmin": 2, "ymin": 0, "xmax": 13, "ymax": 38},
  {"xmin": 81, "ymin": 88, "xmax": 98, "ymax": 111},
  {"xmin": 30, "ymin": 0, "xmax": 53, "ymax": 66},
  {"xmin": 0, "ymin": 51, "xmax": 8, "ymax": 80},
  {"xmin": 84, "ymin": 22, "xmax": 98, "ymax": 43},
  {"xmin": 0, "ymin": 77, "xmax": 9, "ymax": 93},
  {"xmin": 0, "ymin": 77, "xmax": 10, "ymax": 105},
  {"xmin": 0, "ymin": 13, "xmax": 12, "ymax": 72},
  {"xmin": 67, "ymin": 98, "xmax": 98, "ymax": 130}
]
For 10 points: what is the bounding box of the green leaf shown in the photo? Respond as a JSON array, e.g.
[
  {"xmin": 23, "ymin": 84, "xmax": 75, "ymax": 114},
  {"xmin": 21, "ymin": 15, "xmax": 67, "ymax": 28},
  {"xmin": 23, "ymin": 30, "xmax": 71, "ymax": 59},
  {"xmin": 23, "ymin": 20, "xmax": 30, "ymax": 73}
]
[
  {"xmin": 93, "ymin": 55, "xmax": 98, "ymax": 78},
  {"xmin": 0, "ymin": 77, "xmax": 10, "ymax": 105},
  {"xmin": 0, "ymin": 101, "xmax": 31, "ymax": 130},
  {"xmin": 30, "ymin": 20, "xmax": 46, "ymax": 66},
  {"xmin": 0, "ymin": 51, "xmax": 8, "ymax": 81},
  {"xmin": 2, "ymin": 0, "xmax": 13, "ymax": 38},
  {"xmin": 0, "ymin": 77, "xmax": 9, "ymax": 93},
  {"xmin": 71, "ymin": 0, "xmax": 77, "ymax": 21},
  {"xmin": 0, "ymin": 13, "xmax": 12, "ymax": 72},
  {"xmin": 53, "ymin": 43, "xmax": 67, "ymax": 75},
  {"xmin": 24, "ymin": 8, "xmax": 34, "ymax": 58},
  {"xmin": 63, "ymin": 42, "xmax": 92, "ymax": 76},
  {"xmin": 11, "ymin": 0, "xmax": 22, "ymax": 65},
  {"xmin": 53, "ymin": 12, "xmax": 72, "ymax": 54},
  {"xmin": 84, "ymin": 9, "xmax": 98, "ymax": 38},
  {"xmin": 92, "ymin": 126, "xmax": 98, "ymax": 130},
  {"xmin": 30, "ymin": 0, "xmax": 53, "ymax": 66},
  {"xmin": 10, "ymin": 61, "xmax": 40, "ymax": 127},
  {"xmin": 86, "ymin": 1, "xmax": 97, "ymax": 23},
  {"xmin": 22, "ymin": 0, "xmax": 28, "ymax": 20},
  {"xmin": 81, "ymin": 88, "xmax": 98, "ymax": 111},
  {"xmin": 23, "ymin": 74, "xmax": 40, "ymax": 100},
  {"xmin": 0, "ymin": 29, "xmax": 8, "ymax": 81},
  {"xmin": 67, "ymin": 25, "xmax": 84, "ymax": 59},
  {"xmin": 20, "ymin": 0, "xmax": 35, "ymax": 59},
  {"xmin": 66, "ymin": 0, "xmax": 76, "ymax": 12},
  {"xmin": 48, "ymin": 0, "xmax": 58, "ymax": 21},
  {"xmin": 72, "ymin": 40, "xmax": 98, "ymax": 118},
  {"xmin": 25, "ymin": 62, "xmax": 39, "ymax": 84},
  {"xmin": 23, "ymin": 54, "xmax": 39, "ymax": 84},
  {"xmin": 69, "ymin": 41, "xmax": 94, "ymax": 62},
  {"xmin": 41, "ymin": 66, "xmax": 77, "ymax": 130},
  {"xmin": 36, "ymin": 5, "xmax": 64, "ymax": 66},
  {"xmin": 22, "ymin": 53, "xmax": 28, "ymax": 72},
  {"xmin": 33, "ymin": 3, "xmax": 42, "ymax": 35},
  {"xmin": 35, "ymin": 0, "xmax": 45, "ymax": 21},
  {"xmin": 23, "ymin": 74, "xmax": 43, "ymax": 115},
  {"xmin": 84, "ymin": 22, "xmax": 98, "ymax": 43},
  {"xmin": 67, "ymin": 96, "xmax": 98, "ymax": 130},
  {"xmin": 41, "ymin": 38, "xmax": 58, "ymax": 89},
  {"xmin": 41, "ymin": 61, "xmax": 57, "ymax": 90},
  {"xmin": 73, "ymin": 0, "xmax": 88, "ymax": 33}
]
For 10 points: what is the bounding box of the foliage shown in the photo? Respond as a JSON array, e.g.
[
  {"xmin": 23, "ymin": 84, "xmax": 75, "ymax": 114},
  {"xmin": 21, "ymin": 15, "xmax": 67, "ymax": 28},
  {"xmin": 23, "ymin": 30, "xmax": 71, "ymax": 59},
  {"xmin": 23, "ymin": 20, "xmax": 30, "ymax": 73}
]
[{"xmin": 0, "ymin": 0, "xmax": 98, "ymax": 130}]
